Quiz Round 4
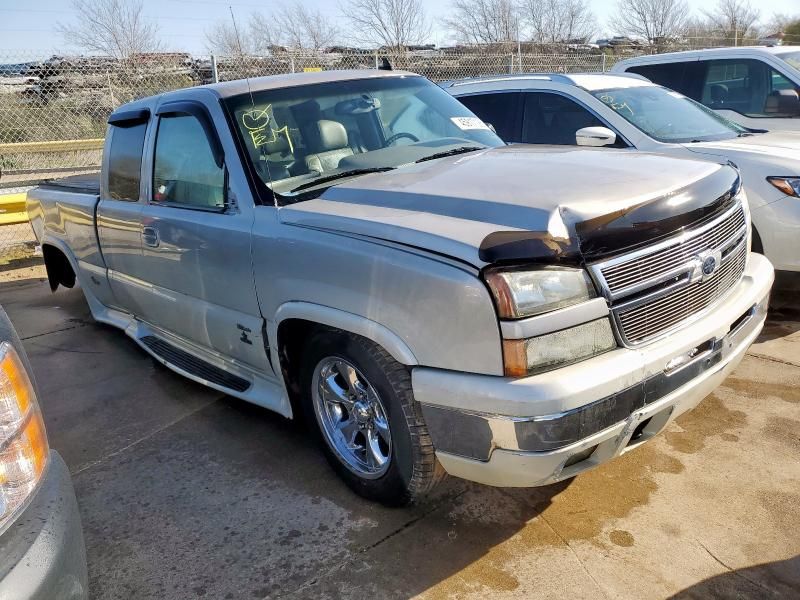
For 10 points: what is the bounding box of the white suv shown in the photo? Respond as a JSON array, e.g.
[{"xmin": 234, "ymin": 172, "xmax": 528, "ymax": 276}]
[
  {"xmin": 444, "ymin": 72, "xmax": 800, "ymax": 276},
  {"xmin": 611, "ymin": 46, "xmax": 800, "ymax": 132}
]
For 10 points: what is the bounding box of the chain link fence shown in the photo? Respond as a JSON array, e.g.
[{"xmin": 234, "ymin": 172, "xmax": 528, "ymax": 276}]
[{"xmin": 0, "ymin": 41, "xmax": 771, "ymax": 257}]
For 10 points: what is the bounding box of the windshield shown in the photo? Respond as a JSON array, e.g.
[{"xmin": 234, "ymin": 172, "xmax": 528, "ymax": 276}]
[
  {"xmin": 591, "ymin": 85, "xmax": 748, "ymax": 143},
  {"xmin": 776, "ymin": 51, "xmax": 800, "ymax": 72},
  {"xmin": 224, "ymin": 75, "xmax": 503, "ymax": 201}
]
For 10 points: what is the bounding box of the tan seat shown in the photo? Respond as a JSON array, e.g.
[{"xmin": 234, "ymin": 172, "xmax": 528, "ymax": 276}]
[{"xmin": 304, "ymin": 120, "xmax": 354, "ymax": 172}]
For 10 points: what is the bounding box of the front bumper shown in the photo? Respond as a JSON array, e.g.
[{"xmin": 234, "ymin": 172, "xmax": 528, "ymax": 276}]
[
  {"xmin": 414, "ymin": 253, "xmax": 774, "ymax": 488},
  {"xmin": 0, "ymin": 451, "xmax": 88, "ymax": 600}
]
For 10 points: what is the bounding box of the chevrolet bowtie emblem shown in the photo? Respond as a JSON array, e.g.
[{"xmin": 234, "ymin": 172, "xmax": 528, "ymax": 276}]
[{"xmin": 693, "ymin": 249, "xmax": 723, "ymax": 283}]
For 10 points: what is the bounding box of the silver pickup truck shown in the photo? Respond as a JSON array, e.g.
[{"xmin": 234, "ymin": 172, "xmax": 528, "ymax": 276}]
[{"xmin": 27, "ymin": 70, "xmax": 774, "ymax": 505}]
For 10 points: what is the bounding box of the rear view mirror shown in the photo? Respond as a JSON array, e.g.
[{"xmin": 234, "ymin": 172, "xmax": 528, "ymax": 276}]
[{"xmin": 576, "ymin": 126, "xmax": 617, "ymax": 147}]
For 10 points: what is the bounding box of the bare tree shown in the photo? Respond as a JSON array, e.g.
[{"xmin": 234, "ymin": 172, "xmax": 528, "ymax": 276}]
[
  {"xmin": 443, "ymin": 0, "xmax": 520, "ymax": 45},
  {"xmin": 521, "ymin": 0, "xmax": 596, "ymax": 43},
  {"xmin": 275, "ymin": 2, "xmax": 340, "ymax": 51},
  {"xmin": 58, "ymin": 0, "xmax": 162, "ymax": 59},
  {"xmin": 702, "ymin": 0, "xmax": 760, "ymax": 43},
  {"xmin": 762, "ymin": 13, "xmax": 796, "ymax": 35},
  {"xmin": 340, "ymin": 0, "xmax": 431, "ymax": 51},
  {"xmin": 609, "ymin": 0, "xmax": 690, "ymax": 43},
  {"xmin": 205, "ymin": 13, "xmax": 276, "ymax": 56}
]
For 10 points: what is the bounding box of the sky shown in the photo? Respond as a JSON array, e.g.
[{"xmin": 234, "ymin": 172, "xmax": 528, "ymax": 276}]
[{"xmin": 1, "ymin": 0, "xmax": 798, "ymax": 58}]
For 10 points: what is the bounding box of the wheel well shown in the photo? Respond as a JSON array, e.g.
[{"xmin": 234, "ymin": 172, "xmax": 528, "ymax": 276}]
[
  {"xmin": 277, "ymin": 319, "xmax": 338, "ymax": 419},
  {"xmin": 751, "ymin": 226, "xmax": 764, "ymax": 255},
  {"xmin": 42, "ymin": 244, "xmax": 76, "ymax": 291}
]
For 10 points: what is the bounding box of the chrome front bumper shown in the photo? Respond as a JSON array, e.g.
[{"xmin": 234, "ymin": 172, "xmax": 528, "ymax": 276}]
[{"xmin": 414, "ymin": 253, "xmax": 774, "ymax": 488}]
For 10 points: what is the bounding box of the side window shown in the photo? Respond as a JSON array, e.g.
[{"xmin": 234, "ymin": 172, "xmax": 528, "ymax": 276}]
[
  {"xmin": 152, "ymin": 115, "xmax": 225, "ymax": 210},
  {"xmin": 627, "ymin": 62, "xmax": 687, "ymax": 94},
  {"xmin": 456, "ymin": 92, "xmax": 521, "ymax": 141},
  {"xmin": 107, "ymin": 122, "xmax": 147, "ymax": 201},
  {"xmin": 699, "ymin": 59, "xmax": 794, "ymax": 117},
  {"xmin": 522, "ymin": 93, "xmax": 604, "ymax": 145},
  {"xmin": 771, "ymin": 69, "xmax": 794, "ymax": 91}
]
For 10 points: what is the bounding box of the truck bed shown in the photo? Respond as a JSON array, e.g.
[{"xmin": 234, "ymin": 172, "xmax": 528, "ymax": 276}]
[{"xmin": 39, "ymin": 173, "xmax": 100, "ymax": 195}]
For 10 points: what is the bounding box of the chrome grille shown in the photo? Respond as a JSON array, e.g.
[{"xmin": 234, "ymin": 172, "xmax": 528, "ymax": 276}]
[
  {"xmin": 601, "ymin": 205, "xmax": 746, "ymax": 297},
  {"xmin": 616, "ymin": 241, "xmax": 747, "ymax": 344},
  {"xmin": 590, "ymin": 201, "xmax": 749, "ymax": 346}
]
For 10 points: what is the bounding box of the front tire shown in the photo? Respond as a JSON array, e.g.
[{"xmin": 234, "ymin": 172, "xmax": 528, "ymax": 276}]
[{"xmin": 300, "ymin": 331, "xmax": 444, "ymax": 506}]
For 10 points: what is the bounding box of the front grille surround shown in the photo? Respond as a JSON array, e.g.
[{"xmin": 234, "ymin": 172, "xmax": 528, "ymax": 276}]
[{"xmin": 589, "ymin": 200, "xmax": 749, "ymax": 347}]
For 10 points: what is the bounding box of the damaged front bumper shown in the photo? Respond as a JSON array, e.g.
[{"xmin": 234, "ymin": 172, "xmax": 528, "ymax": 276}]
[{"xmin": 414, "ymin": 253, "xmax": 774, "ymax": 488}]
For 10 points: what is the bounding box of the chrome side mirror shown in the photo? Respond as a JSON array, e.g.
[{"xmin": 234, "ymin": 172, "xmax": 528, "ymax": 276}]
[{"xmin": 576, "ymin": 126, "xmax": 617, "ymax": 147}]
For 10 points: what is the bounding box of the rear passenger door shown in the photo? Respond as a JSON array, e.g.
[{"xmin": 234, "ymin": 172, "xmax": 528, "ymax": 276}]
[
  {"xmin": 456, "ymin": 92, "xmax": 522, "ymax": 142},
  {"xmin": 133, "ymin": 101, "xmax": 272, "ymax": 373},
  {"xmin": 96, "ymin": 111, "xmax": 149, "ymax": 313}
]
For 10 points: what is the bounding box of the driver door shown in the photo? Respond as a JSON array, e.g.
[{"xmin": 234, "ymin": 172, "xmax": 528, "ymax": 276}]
[{"xmin": 133, "ymin": 102, "xmax": 271, "ymax": 373}]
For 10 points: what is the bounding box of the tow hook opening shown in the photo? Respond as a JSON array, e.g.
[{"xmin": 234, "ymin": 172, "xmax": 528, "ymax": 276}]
[
  {"xmin": 629, "ymin": 417, "xmax": 653, "ymax": 444},
  {"xmin": 563, "ymin": 444, "xmax": 598, "ymax": 468}
]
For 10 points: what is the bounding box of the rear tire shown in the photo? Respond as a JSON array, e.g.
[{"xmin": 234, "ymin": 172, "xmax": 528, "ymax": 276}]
[{"xmin": 300, "ymin": 330, "xmax": 444, "ymax": 506}]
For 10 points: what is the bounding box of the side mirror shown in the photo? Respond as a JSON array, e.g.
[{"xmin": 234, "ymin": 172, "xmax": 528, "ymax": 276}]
[
  {"xmin": 576, "ymin": 126, "xmax": 617, "ymax": 147},
  {"xmin": 764, "ymin": 89, "xmax": 800, "ymax": 117}
]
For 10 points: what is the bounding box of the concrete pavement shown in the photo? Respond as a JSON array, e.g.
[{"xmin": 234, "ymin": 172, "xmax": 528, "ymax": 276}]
[{"xmin": 1, "ymin": 263, "xmax": 798, "ymax": 599}]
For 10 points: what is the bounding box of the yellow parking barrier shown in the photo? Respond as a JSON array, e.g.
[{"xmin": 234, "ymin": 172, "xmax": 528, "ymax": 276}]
[
  {"xmin": 0, "ymin": 193, "xmax": 28, "ymax": 226},
  {"xmin": 0, "ymin": 138, "xmax": 105, "ymax": 154}
]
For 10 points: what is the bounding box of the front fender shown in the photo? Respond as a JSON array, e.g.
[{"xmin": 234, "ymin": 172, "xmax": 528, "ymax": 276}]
[
  {"xmin": 271, "ymin": 301, "xmax": 417, "ymax": 366},
  {"xmin": 254, "ymin": 214, "xmax": 504, "ymax": 376}
]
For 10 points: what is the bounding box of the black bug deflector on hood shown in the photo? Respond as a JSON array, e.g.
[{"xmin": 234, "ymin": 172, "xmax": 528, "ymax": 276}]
[
  {"xmin": 568, "ymin": 166, "xmax": 741, "ymax": 261},
  {"xmin": 480, "ymin": 165, "xmax": 741, "ymax": 265}
]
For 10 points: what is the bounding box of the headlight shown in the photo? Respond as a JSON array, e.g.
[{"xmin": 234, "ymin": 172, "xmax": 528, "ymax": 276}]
[
  {"xmin": 767, "ymin": 176, "xmax": 800, "ymax": 197},
  {"xmin": 502, "ymin": 318, "xmax": 617, "ymax": 377},
  {"xmin": 484, "ymin": 266, "xmax": 596, "ymax": 319},
  {"xmin": 0, "ymin": 342, "xmax": 49, "ymax": 529}
]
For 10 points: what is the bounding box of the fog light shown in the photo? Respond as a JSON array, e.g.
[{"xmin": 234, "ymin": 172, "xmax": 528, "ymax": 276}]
[{"xmin": 503, "ymin": 318, "xmax": 617, "ymax": 377}]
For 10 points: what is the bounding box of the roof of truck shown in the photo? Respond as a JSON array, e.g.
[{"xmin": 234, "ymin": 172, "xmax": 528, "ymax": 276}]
[{"xmin": 206, "ymin": 69, "xmax": 416, "ymax": 98}]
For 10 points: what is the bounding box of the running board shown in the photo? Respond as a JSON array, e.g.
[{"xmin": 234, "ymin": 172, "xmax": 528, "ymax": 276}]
[{"xmin": 140, "ymin": 335, "xmax": 251, "ymax": 393}]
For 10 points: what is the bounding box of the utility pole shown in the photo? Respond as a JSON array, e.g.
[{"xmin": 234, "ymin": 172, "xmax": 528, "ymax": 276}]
[{"xmin": 210, "ymin": 54, "xmax": 219, "ymax": 83}]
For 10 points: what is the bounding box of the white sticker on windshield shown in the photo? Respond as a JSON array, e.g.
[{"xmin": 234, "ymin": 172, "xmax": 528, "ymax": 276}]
[
  {"xmin": 667, "ymin": 91, "xmax": 685, "ymax": 99},
  {"xmin": 451, "ymin": 116, "xmax": 490, "ymax": 131}
]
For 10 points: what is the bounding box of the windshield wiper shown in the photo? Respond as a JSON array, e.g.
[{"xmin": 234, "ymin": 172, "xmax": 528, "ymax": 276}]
[
  {"xmin": 415, "ymin": 146, "xmax": 484, "ymax": 163},
  {"xmin": 288, "ymin": 167, "xmax": 395, "ymax": 194}
]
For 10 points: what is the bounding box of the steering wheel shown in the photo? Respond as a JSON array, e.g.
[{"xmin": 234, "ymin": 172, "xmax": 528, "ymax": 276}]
[{"xmin": 385, "ymin": 132, "xmax": 420, "ymax": 145}]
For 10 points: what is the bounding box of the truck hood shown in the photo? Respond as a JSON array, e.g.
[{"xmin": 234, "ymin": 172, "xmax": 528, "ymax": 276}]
[{"xmin": 278, "ymin": 145, "xmax": 738, "ymax": 268}]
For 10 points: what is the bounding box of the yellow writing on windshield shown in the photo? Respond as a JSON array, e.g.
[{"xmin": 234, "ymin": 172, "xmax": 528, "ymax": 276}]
[
  {"xmin": 241, "ymin": 105, "xmax": 294, "ymax": 154},
  {"xmin": 598, "ymin": 94, "xmax": 634, "ymax": 117}
]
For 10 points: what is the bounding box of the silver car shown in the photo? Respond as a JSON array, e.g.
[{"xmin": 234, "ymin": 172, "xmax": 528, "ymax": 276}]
[{"xmin": 0, "ymin": 306, "xmax": 88, "ymax": 599}]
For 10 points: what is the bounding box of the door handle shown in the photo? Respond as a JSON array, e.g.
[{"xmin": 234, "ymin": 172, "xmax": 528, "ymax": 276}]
[{"xmin": 142, "ymin": 226, "xmax": 159, "ymax": 247}]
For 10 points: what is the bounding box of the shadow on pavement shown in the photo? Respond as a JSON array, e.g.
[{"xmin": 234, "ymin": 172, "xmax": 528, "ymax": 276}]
[{"xmin": 669, "ymin": 556, "xmax": 800, "ymax": 599}]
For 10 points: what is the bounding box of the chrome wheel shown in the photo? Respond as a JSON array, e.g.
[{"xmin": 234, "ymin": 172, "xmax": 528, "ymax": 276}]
[{"xmin": 311, "ymin": 357, "xmax": 392, "ymax": 478}]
